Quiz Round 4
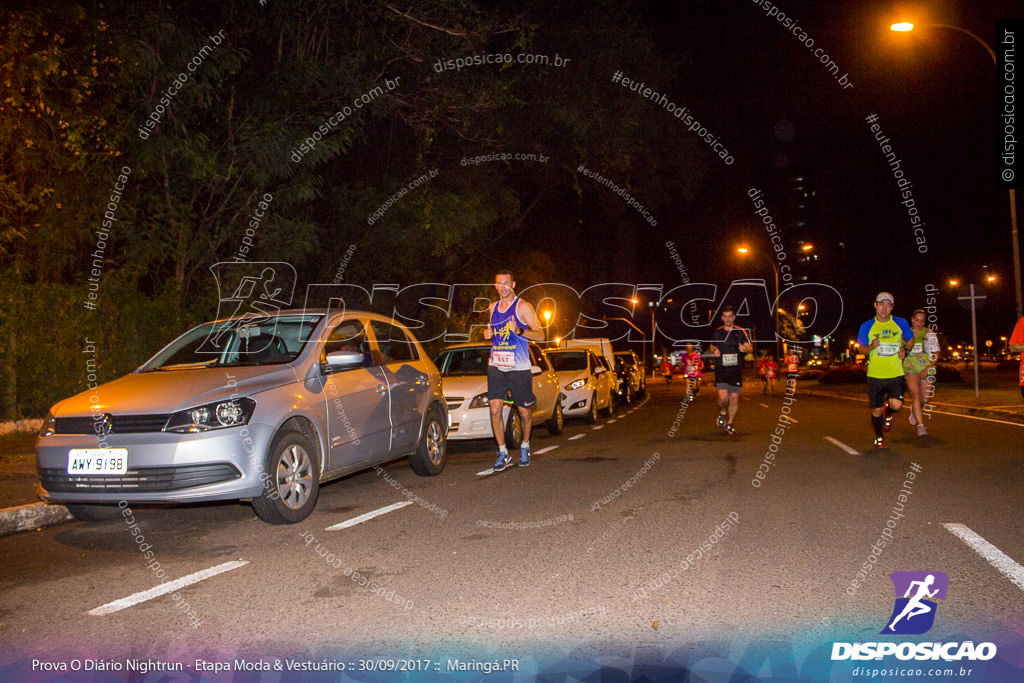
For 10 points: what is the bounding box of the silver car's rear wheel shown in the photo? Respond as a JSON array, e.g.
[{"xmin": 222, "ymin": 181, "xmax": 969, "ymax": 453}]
[
  {"xmin": 409, "ymin": 409, "xmax": 447, "ymax": 476},
  {"xmin": 252, "ymin": 429, "xmax": 320, "ymax": 524}
]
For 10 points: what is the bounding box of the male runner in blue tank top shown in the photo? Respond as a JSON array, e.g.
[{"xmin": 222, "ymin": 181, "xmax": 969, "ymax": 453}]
[{"xmin": 484, "ymin": 269, "xmax": 545, "ymax": 471}]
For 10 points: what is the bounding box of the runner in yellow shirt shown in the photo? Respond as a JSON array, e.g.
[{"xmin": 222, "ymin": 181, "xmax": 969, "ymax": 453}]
[{"xmin": 856, "ymin": 292, "xmax": 912, "ymax": 449}]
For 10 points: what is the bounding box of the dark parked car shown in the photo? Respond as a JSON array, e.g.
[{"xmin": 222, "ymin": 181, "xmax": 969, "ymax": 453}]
[{"xmin": 614, "ymin": 350, "xmax": 645, "ymax": 400}]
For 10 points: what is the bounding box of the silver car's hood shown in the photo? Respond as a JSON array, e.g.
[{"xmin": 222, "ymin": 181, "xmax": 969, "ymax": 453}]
[{"xmin": 51, "ymin": 365, "xmax": 300, "ymax": 416}]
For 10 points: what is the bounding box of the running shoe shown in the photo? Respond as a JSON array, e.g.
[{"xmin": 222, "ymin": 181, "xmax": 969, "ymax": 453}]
[
  {"xmin": 725, "ymin": 423, "xmax": 736, "ymax": 435},
  {"xmin": 716, "ymin": 413, "xmax": 727, "ymax": 428},
  {"xmin": 518, "ymin": 444, "xmax": 531, "ymax": 467},
  {"xmin": 873, "ymin": 436, "xmax": 885, "ymax": 449},
  {"xmin": 909, "ymin": 412, "xmax": 917, "ymax": 426},
  {"xmin": 493, "ymin": 451, "xmax": 511, "ymax": 472},
  {"xmin": 917, "ymin": 424, "xmax": 927, "ymax": 437},
  {"xmin": 883, "ymin": 408, "xmax": 893, "ymax": 432}
]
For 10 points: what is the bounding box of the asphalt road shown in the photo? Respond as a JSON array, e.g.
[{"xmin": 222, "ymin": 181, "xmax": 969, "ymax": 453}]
[{"xmin": 2, "ymin": 381, "xmax": 1023, "ymax": 679}]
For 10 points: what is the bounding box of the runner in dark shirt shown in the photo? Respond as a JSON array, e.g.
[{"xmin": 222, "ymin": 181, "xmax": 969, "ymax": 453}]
[{"xmin": 709, "ymin": 305, "xmax": 752, "ymax": 435}]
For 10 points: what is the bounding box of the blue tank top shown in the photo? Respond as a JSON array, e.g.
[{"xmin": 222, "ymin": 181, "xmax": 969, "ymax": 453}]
[{"xmin": 490, "ymin": 297, "xmax": 531, "ymax": 371}]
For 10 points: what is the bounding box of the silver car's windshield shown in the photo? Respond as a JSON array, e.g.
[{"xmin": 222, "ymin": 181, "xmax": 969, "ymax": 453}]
[{"xmin": 142, "ymin": 315, "xmax": 323, "ymax": 370}]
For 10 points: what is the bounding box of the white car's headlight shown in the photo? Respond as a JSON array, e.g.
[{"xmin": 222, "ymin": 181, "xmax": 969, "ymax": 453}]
[
  {"xmin": 166, "ymin": 398, "xmax": 256, "ymax": 433},
  {"xmin": 566, "ymin": 378, "xmax": 586, "ymax": 391},
  {"xmin": 468, "ymin": 393, "xmax": 489, "ymax": 409}
]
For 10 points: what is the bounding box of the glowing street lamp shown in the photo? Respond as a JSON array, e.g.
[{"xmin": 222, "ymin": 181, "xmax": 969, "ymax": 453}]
[{"xmin": 890, "ymin": 20, "xmax": 1023, "ymax": 319}]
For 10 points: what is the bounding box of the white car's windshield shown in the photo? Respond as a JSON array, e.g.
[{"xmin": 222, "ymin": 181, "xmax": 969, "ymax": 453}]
[
  {"xmin": 434, "ymin": 347, "xmax": 491, "ymax": 376},
  {"xmin": 547, "ymin": 351, "xmax": 589, "ymax": 372}
]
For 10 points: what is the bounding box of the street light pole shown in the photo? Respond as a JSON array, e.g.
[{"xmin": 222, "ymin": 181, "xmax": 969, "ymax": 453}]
[
  {"xmin": 738, "ymin": 247, "xmax": 780, "ymax": 357},
  {"xmin": 649, "ymin": 302, "xmax": 656, "ymax": 376},
  {"xmin": 892, "ymin": 22, "xmax": 1023, "ymax": 320}
]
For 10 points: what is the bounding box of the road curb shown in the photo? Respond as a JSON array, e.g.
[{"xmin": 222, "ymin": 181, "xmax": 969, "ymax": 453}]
[
  {"xmin": 0, "ymin": 501, "xmax": 74, "ymax": 537},
  {"xmin": 798, "ymin": 388, "xmax": 1024, "ymax": 425}
]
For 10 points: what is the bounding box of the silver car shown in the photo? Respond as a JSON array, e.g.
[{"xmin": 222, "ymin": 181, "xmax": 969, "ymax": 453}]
[{"xmin": 36, "ymin": 309, "xmax": 448, "ymax": 524}]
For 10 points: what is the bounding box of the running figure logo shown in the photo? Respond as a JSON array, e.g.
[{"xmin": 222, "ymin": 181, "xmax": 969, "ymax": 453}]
[
  {"xmin": 880, "ymin": 571, "xmax": 949, "ymax": 635},
  {"xmin": 199, "ymin": 262, "xmax": 296, "ymax": 354}
]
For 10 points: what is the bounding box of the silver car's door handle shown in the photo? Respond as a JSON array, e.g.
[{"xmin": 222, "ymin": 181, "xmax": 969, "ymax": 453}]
[{"xmin": 377, "ymin": 384, "xmax": 388, "ymax": 395}]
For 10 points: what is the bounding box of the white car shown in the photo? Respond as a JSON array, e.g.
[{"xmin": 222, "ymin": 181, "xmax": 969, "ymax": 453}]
[
  {"xmin": 432, "ymin": 342, "xmax": 563, "ymax": 449},
  {"xmin": 545, "ymin": 349, "xmax": 615, "ymax": 424}
]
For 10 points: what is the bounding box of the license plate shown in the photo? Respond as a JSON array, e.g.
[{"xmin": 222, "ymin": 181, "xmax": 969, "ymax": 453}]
[{"xmin": 67, "ymin": 448, "xmax": 128, "ymax": 475}]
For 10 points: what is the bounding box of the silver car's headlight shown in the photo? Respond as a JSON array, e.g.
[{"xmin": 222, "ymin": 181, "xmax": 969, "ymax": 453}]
[
  {"xmin": 39, "ymin": 412, "xmax": 56, "ymax": 438},
  {"xmin": 468, "ymin": 393, "xmax": 489, "ymax": 409},
  {"xmin": 166, "ymin": 398, "xmax": 256, "ymax": 433},
  {"xmin": 566, "ymin": 378, "xmax": 586, "ymax": 391}
]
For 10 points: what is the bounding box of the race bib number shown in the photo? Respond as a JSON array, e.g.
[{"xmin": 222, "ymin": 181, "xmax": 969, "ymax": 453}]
[
  {"xmin": 722, "ymin": 353, "xmax": 738, "ymax": 366},
  {"xmin": 492, "ymin": 350, "xmax": 514, "ymax": 370},
  {"xmin": 911, "ymin": 342, "xmax": 923, "ymax": 355},
  {"xmin": 878, "ymin": 342, "xmax": 900, "ymax": 356}
]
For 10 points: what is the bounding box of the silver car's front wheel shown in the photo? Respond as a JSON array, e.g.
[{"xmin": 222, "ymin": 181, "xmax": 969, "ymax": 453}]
[{"xmin": 252, "ymin": 429, "xmax": 320, "ymax": 524}]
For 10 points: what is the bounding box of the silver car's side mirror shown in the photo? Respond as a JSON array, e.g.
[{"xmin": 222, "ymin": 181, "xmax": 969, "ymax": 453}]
[{"xmin": 323, "ymin": 350, "xmax": 364, "ymax": 372}]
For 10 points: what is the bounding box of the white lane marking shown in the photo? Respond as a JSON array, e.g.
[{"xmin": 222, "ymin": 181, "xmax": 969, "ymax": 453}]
[
  {"xmin": 607, "ymin": 419, "xmax": 618, "ymax": 424},
  {"xmin": 944, "ymin": 523, "xmax": 1024, "ymax": 593},
  {"xmin": 759, "ymin": 403, "xmax": 769, "ymax": 408},
  {"xmin": 926, "ymin": 410, "xmax": 1024, "ymax": 427},
  {"xmin": 326, "ymin": 501, "xmax": 414, "ymax": 530},
  {"xmin": 569, "ymin": 434, "xmax": 586, "ymax": 440},
  {"xmin": 476, "ymin": 468, "xmax": 495, "ymax": 476},
  {"xmin": 534, "ymin": 445, "xmax": 559, "ymax": 455},
  {"xmin": 617, "ymin": 414, "xmax": 627, "ymax": 418},
  {"xmin": 824, "ymin": 436, "xmax": 859, "ymax": 455},
  {"xmin": 592, "ymin": 425, "xmax": 605, "ymax": 430},
  {"xmin": 88, "ymin": 560, "xmax": 249, "ymax": 616}
]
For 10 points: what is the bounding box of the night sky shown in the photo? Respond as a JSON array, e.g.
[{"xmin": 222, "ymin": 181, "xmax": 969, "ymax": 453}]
[{"xmin": 495, "ymin": 0, "xmax": 1024, "ymax": 350}]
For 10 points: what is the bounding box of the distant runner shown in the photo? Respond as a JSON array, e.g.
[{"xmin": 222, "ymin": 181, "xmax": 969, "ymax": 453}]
[
  {"xmin": 681, "ymin": 343, "xmax": 703, "ymax": 403},
  {"xmin": 710, "ymin": 306, "xmax": 752, "ymax": 435},
  {"xmin": 1010, "ymin": 315, "xmax": 1024, "ymax": 402},
  {"xmin": 902, "ymin": 309, "xmax": 940, "ymax": 436}
]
